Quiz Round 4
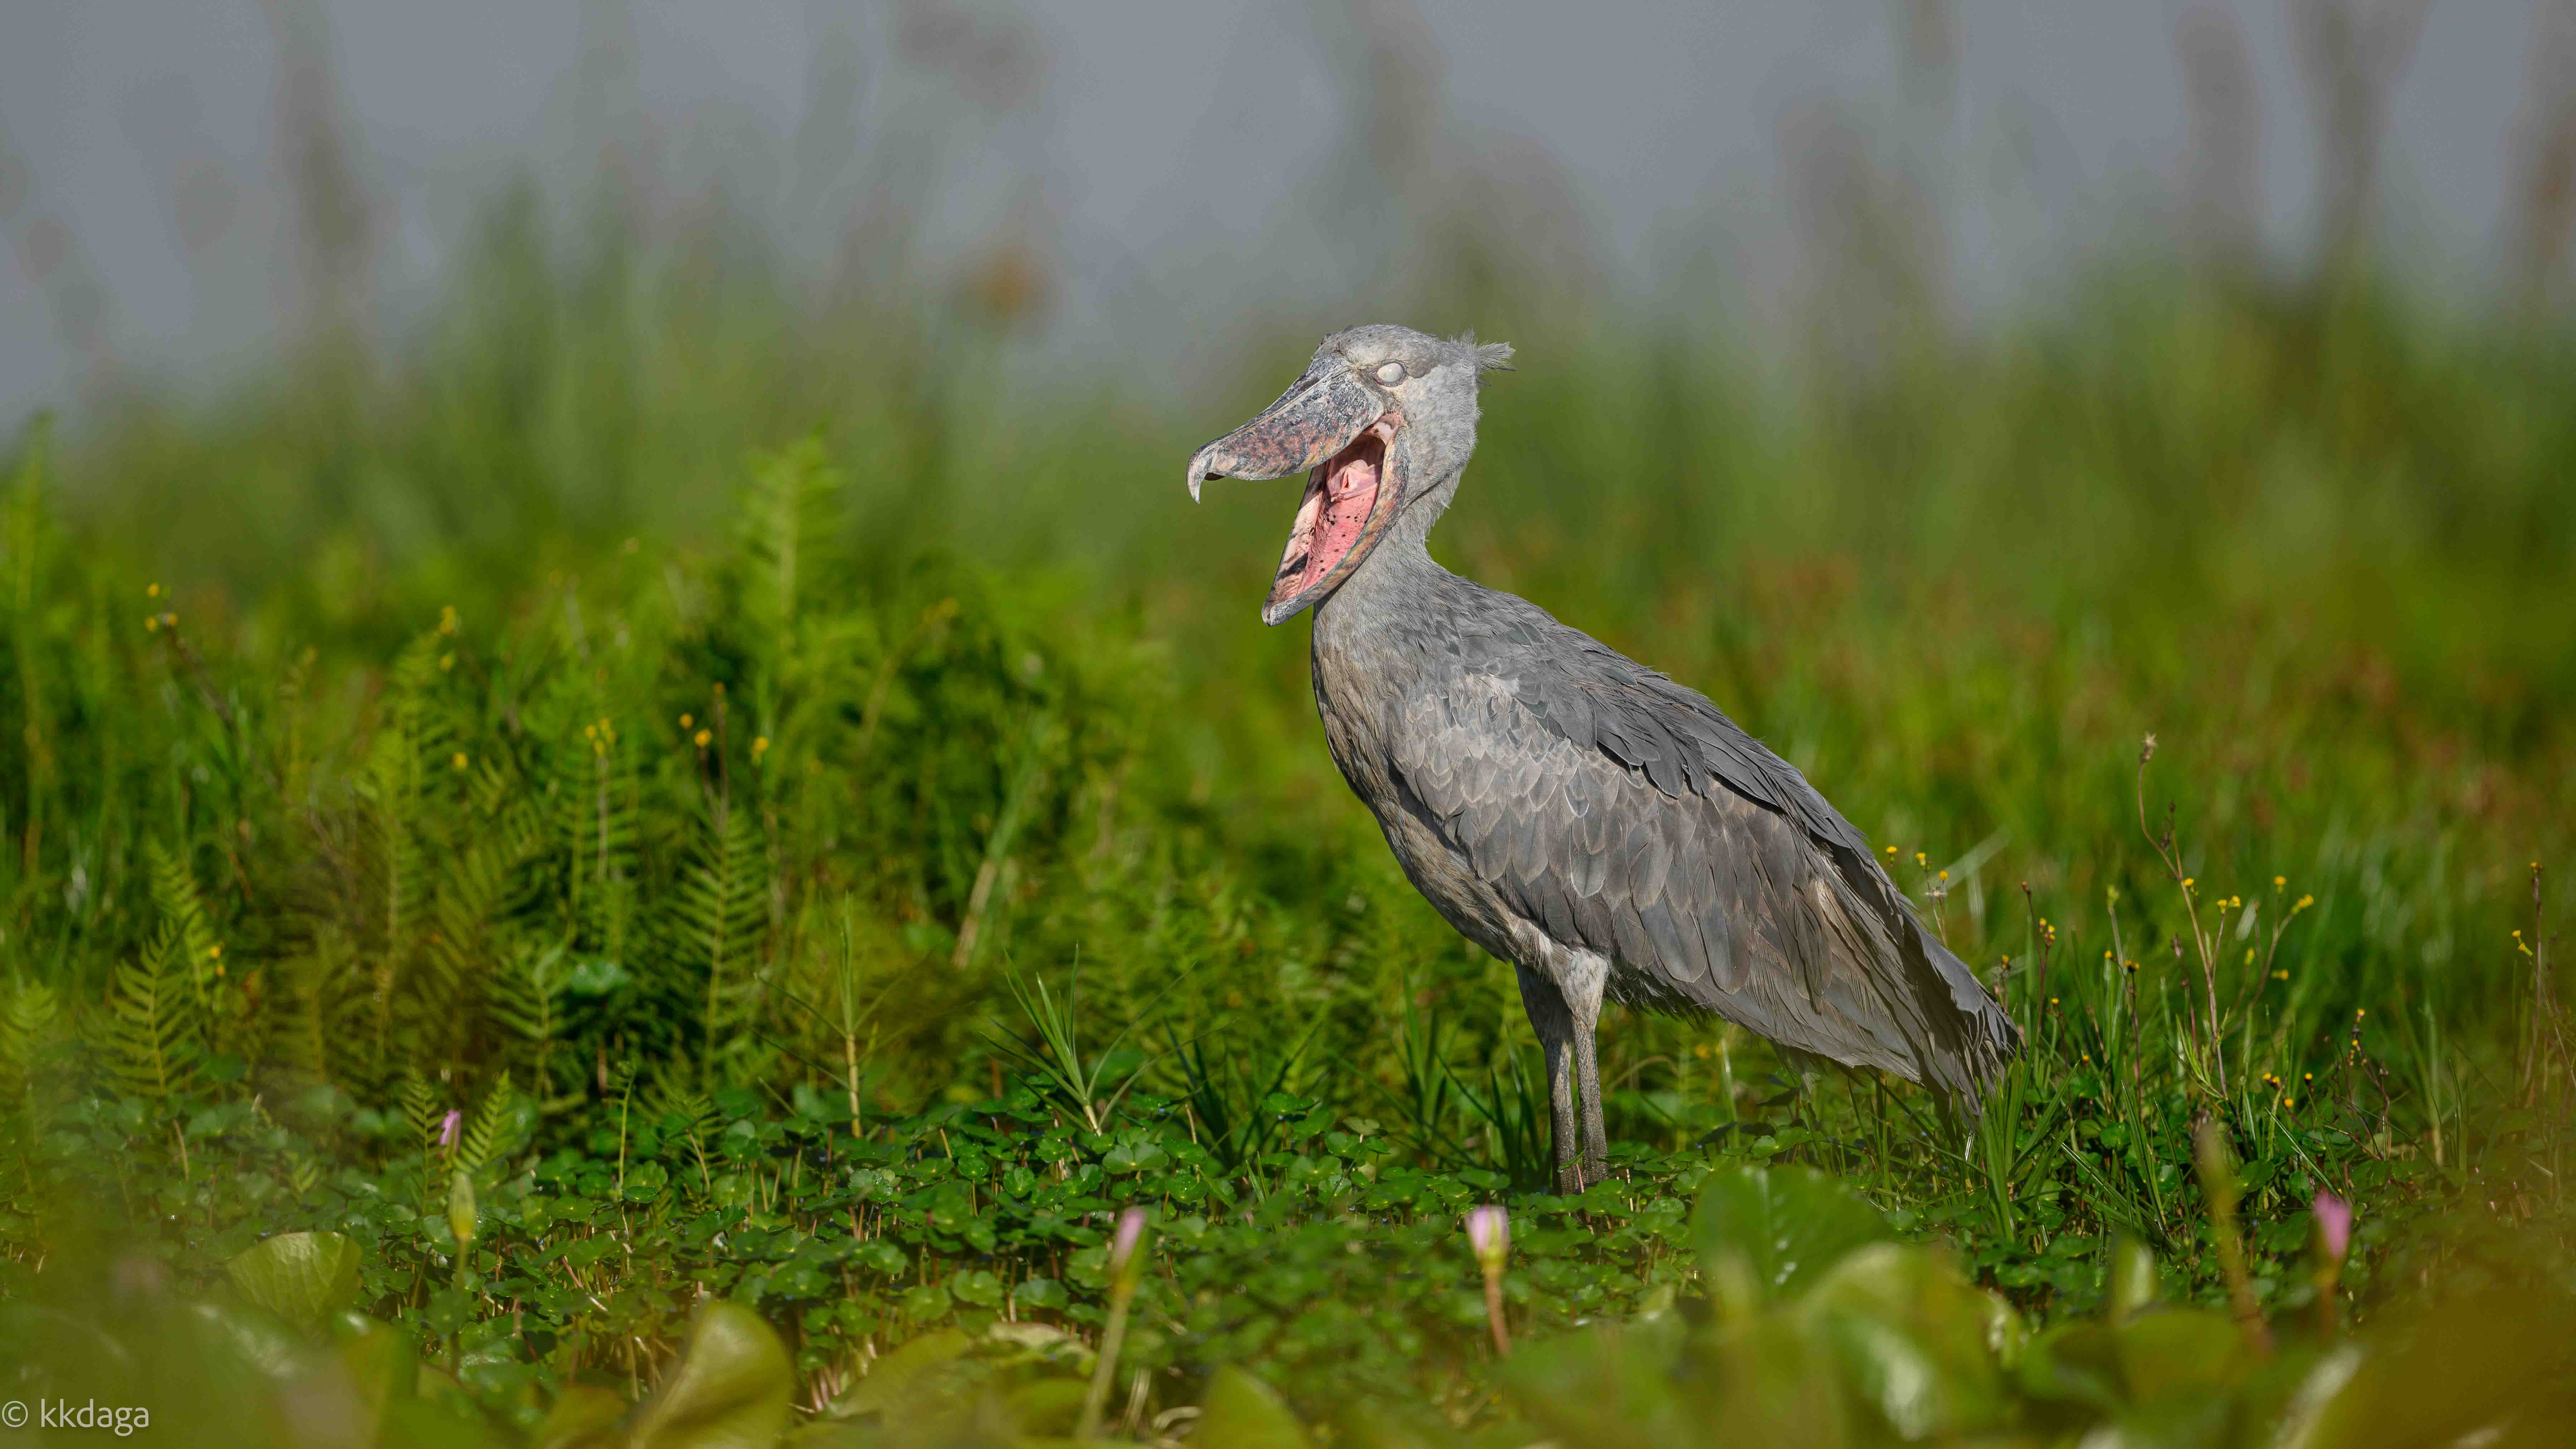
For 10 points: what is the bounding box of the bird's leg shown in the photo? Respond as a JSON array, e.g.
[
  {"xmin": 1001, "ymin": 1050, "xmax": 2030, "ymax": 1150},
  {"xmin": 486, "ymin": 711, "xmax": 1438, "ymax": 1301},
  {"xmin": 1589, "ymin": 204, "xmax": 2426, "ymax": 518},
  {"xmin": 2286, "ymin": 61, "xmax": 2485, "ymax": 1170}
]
[
  {"xmin": 1572, "ymin": 1026, "xmax": 1608, "ymax": 1189},
  {"xmin": 1555, "ymin": 949, "xmax": 1609, "ymax": 1189},
  {"xmin": 1513, "ymin": 964, "xmax": 1582, "ymax": 1195}
]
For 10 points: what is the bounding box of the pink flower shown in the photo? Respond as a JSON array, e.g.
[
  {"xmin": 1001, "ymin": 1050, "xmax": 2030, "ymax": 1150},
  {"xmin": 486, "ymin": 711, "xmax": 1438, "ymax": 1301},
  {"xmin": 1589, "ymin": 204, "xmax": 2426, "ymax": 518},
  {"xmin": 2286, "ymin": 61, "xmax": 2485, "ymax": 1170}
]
[
  {"xmin": 1466, "ymin": 1204, "xmax": 1510, "ymax": 1273},
  {"xmin": 438, "ymin": 1109, "xmax": 462, "ymax": 1149},
  {"xmin": 1109, "ymin": 1207, "xmax": 1148, "ymax": 1276},
  {"xmin": 2313, "ymin": 1190, "xmax": 2353, "ymax": 1261}
]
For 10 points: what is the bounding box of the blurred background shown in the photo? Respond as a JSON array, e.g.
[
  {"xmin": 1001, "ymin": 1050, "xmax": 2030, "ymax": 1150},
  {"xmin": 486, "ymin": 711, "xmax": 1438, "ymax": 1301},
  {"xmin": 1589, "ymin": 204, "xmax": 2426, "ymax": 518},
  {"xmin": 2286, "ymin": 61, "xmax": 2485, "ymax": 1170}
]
[{"xmin": 10, "ymin": 1, "xmax": 2576, "ymax": 419}]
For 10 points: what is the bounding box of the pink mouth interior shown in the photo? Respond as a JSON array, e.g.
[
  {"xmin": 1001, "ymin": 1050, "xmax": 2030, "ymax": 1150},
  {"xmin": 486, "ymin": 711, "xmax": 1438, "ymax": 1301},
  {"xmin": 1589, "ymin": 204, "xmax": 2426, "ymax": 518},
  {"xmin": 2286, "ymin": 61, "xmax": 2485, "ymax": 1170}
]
[{"xmin": 1269, "ymin": 431, "xmax": 1385, "ymax": 608}]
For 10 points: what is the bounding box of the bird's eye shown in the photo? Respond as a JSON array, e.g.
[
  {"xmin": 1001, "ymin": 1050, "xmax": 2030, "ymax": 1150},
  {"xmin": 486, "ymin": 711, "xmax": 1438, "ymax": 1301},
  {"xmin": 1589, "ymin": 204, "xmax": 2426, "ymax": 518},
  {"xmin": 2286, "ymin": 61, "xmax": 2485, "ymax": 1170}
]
[{"xmin": 1372, "ymin": 361, "xmax": 1406, "ymax": 386}]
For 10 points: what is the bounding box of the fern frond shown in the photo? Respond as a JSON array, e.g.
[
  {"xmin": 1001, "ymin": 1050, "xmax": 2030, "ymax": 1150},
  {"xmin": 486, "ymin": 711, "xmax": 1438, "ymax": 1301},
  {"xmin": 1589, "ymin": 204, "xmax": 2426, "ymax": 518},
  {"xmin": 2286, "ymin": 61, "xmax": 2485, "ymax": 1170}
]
[
  {"xmin": 100, "ymin": 928, "xmax": 203, "ymax": 1100},
  {"xmin": 275, "ymin": 931, "xmax": 373, "ymax": 1093},
  {"xmin": 398, "ymin": 1069, "xmax": 445, "ymax": 1157},
  {"xmin": 737, "ymin": 434, "xmax": 843, "ymax": 681},
  {"xmin": 455, "ymin": 1070, "xmax": 516, "ymax": 1178},
  {"xmin": 680, "ymin": 801, "xmax": 768, "ymax": 1051},
  {"xmin": 0, "ymin": 975, "xmax": 60, "ymax": 1100},
  {"xmin": 488, "ymin": 940, "xmax": 570, "ymax": 1094},
  {"xmin": 144, "ymin": 841, "xmax": 222, "ymax": 1009},
  {"xmin": 412, "ymin": 840, "xmax": 516, "ymax": 1062}
]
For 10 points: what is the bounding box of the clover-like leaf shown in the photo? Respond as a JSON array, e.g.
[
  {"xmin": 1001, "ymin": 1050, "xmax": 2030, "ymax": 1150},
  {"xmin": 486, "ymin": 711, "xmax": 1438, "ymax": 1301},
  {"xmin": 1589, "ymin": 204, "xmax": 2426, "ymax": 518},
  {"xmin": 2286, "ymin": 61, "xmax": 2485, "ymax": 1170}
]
[{"xmin": 950, "ymin": 1268, "xmax": 1003, "ymax": 1307}]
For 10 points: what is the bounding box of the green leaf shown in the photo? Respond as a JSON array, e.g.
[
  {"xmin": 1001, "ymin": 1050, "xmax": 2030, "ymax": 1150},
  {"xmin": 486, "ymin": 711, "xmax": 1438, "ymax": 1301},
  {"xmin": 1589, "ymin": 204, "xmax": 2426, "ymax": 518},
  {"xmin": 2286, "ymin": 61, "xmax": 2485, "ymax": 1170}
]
[
  {"xmin": 627, "ymin": 1302, "xmax": 795, "ymax": 1449},
  {"xmin": 852, "ymin": 1239, "xmax": 908, "ymax": 1276},
  {"xmin": 1003, "ymin": 1377, "xmax": 1091, "ymax": 1436},
  {"xmin": 2114, "ymin": 1308, "xmax": 2246, "ymax": 1403},
  {"xmin": 225, "ymin": 1231, "xmax": 362, "ymax": 1331},
  {"xmin": 829, "ymin": 1329, "xmax": 973, "ymax": 1420},
  {"xmin": 1689, "ymin": 1165, "xmax": 1890, "ymax": 1300},
  {"xmin": 1501, "ymin": 1317, "xmax": 1693, "ymax": 1449},
  {"xmin": 1103, "ymin": 1137, "xmax": 1171, "ymax": 1175},
  {"xmin": 335, "ymin": 1313, "xmax": 416, "ymax": 1443},
  {"xmin": 2018, "ymin": 1321, "xmax": 2123, "ymax": 1410},
  {"xmin": 530, "ymin": 1384, "xmax": 627, "ymax": 1449},
  {"xmin": 2271, "ymin": 1290, "xmax": 2573, "ymax": 1449},
  {"xmin": 1797, "ymin": 1242, "xmax": 2010, "ymax": 1439},
  {"xmin": 182, "ymin": 1299, "xmax": 313, "ymax": 1380},
  {"xmin": 1012, "ymin": 1276, "xmax": 1067, "ymax": 1309},
  {"xmin": 1194, "ymin": 1366, "xmax": 1312, "ymax": 1449}
]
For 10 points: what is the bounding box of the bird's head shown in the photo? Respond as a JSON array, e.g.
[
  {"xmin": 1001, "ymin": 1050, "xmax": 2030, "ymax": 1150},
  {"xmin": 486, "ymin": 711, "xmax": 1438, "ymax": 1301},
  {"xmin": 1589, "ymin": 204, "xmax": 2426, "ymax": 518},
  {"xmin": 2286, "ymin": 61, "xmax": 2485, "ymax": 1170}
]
[{"xmin": 1186, "ymin": 324, "xmax": 1513, "ymax": 625}]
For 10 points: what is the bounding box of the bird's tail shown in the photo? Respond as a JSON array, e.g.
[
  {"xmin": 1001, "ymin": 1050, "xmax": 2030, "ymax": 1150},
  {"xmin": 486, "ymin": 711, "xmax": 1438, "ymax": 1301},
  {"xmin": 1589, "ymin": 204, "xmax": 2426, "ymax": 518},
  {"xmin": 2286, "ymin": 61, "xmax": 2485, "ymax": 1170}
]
[{"xmin": 1913, "ymin": 921, "xmax": 2020, "ymax": 1113}]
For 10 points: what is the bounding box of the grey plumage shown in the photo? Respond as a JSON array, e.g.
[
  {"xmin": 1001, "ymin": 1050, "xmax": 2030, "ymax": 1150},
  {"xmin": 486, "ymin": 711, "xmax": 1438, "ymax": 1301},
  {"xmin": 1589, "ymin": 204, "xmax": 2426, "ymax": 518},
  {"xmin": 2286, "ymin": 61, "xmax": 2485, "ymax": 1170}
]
[{"xmin": 1188, "ymin": 324, "xmax": 2017, "ymax": 1192}]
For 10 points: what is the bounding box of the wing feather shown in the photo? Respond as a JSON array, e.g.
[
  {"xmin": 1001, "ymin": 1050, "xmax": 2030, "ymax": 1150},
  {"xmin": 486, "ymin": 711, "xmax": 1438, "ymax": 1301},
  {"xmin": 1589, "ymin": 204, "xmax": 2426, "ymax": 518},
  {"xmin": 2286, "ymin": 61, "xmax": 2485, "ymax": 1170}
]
[{"xmin": 1373, "ymin": 589, "xmax": 2018, "ymax": 1103}]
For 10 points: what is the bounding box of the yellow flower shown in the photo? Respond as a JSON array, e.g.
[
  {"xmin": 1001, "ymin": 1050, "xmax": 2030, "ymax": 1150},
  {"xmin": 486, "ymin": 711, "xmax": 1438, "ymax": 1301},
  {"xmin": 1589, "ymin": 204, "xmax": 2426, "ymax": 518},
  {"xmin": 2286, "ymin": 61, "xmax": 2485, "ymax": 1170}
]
[
  {"xmin": 451, "ymin": 752, "xmax": 468, "ymax": 771},
  {"xmin": 2181, "ymin": 877, "xmax": 2195, "ymax": 890},
  {"xmin": 439, "ymin": 653, "xmax": 455, "ymax": 672},
  {"xmin": 680, "ymin": 713, "xmax": 694, "ymax": 729},
  {"xmin": 146, "ymin": 583, "xmax": 160, "ymax": 598},
  {"xmin": 438, "ymin": 605, "xmax": 458, "ymax": 635},
  {"xmin": 144, "ymin": 616, "xmax": 158, "ymax": 632},
  {"xmin": 2273, "ymin": 875, "xmax": 2286, "ymax": 889},
  {"xmin": 207, "ymin": 944, "xmax": 221, "ymax": 960},
  {"xmin": 751, "ymin": 736, "xmax": 770, "ymax": 759},
  {"xmin": 694, "ymin": 729, "xmax": 712, "ymax": 748}
]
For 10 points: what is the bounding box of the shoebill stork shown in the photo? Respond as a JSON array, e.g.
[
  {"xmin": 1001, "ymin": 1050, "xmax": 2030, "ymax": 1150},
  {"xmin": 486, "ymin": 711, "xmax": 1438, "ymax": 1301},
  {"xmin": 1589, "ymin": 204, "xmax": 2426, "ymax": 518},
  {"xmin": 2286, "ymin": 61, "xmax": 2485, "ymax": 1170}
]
[{"xmin": 1185, "ymin": 324, "xmax": 2017, "ymax": 1193}]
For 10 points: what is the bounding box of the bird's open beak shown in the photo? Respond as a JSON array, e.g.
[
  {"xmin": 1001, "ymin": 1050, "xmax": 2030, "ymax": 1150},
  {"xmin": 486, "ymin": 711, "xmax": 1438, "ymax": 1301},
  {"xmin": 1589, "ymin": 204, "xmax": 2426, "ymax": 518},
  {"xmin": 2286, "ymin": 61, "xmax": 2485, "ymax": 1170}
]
[{"xmin": 1185, "ymin": 361, "xmax": 1403, "ymax": 625}]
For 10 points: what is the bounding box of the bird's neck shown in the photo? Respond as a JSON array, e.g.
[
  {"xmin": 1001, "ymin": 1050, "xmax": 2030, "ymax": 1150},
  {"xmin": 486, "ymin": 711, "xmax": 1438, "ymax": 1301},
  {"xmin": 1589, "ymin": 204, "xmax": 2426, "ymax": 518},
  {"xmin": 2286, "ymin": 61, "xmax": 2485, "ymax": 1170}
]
[{"xmin": 1313, "ymin": 492, "xmax": 1452, "ymax": 647}]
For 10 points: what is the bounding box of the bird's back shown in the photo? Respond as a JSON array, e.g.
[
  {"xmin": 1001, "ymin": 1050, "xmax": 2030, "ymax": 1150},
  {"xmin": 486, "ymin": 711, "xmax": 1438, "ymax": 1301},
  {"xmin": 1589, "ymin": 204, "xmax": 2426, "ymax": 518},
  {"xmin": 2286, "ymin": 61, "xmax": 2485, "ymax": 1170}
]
[{"xmin": 1312, "ymin": 565, "xmax": 2017, "ymax": 1106}]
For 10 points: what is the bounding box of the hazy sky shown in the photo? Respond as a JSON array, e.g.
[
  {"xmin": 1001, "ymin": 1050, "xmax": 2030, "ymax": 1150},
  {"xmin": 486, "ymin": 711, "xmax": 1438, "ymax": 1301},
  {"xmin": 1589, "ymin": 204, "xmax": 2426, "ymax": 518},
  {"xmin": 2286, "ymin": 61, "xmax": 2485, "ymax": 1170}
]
[{"xmin": 0, "ymin": 1, "xmax": 2557, "ymax": 423}]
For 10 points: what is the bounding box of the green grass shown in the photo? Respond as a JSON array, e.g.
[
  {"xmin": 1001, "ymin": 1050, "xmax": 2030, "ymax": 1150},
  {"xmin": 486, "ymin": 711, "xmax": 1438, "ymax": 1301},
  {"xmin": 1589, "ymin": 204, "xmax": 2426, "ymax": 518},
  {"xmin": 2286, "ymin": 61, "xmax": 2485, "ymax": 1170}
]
[{"xmin": 0, "ymin": 236, "xmax": 2572, "ymax": 1446}]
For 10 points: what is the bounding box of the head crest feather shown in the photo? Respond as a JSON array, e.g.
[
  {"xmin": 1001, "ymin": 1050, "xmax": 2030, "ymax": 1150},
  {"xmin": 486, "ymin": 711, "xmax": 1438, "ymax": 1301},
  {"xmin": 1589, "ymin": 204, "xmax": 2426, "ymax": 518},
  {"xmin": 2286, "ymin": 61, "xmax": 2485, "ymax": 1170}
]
[{"xmin": 1452, "ymin": 329, "xmax": 1515, "ymax": 373}]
